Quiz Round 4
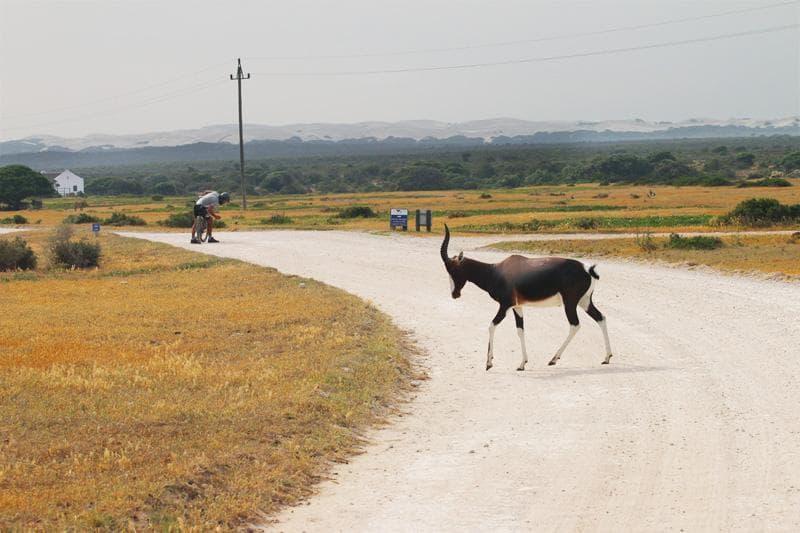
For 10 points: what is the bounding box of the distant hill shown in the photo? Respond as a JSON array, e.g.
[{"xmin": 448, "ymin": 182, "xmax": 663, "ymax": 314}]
[{"xmin": 2, "ymin": 117, "xmax": 798, "ymax": 169}]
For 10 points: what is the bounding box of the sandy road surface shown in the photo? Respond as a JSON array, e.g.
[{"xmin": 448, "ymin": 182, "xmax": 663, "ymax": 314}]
[{"xmin": 120, "ymin": 230, "xmax": 800, "ymax": 532}]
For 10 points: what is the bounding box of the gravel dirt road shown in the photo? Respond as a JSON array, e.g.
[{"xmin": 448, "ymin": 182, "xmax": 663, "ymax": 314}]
[{"xmin": 121, "ymin": 230, "xmax": 800, "ymax": 532}]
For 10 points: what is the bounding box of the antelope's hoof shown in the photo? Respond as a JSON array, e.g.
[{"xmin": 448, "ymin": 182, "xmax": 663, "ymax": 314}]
[
  {"xmin": 516, "ymin": 366, "xmax": 525, "ymax": 372},
  {"xmin": 486, "ymin": 363, "xmax": 493, "ymax": 371},
  {"xmin": 548, "ymin": 360, "xmax": 557, "ymax": 366}
]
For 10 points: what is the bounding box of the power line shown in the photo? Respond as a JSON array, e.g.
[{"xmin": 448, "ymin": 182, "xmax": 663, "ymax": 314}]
[
  {"xmin": 1, "ymin": 78, "xmax": 228, "ymax": 133},
  {"xmin": 246, "ymin": 0, "xmax": 800, "ymax": 61},
  {"xmin": 251, "ymin": 24, "xmax": 799, "ymax": 77},
  {"xmin": 0, "ymin": 60, "xmax": 232, "ymax": 120}
]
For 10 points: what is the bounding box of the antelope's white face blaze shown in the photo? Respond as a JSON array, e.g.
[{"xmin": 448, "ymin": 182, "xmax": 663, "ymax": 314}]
[{"xmin": 449, "ymin": 274, "xmax": 455, "ymax": 295}]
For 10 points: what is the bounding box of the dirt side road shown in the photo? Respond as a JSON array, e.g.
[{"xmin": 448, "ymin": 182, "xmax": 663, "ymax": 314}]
[{"xmin": 121, "ymin": 231, "xmax": 800, "ymax": 532}]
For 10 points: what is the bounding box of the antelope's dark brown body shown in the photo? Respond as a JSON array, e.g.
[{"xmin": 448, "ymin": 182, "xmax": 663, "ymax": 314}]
[{"xmin": 441, "ymin": 224, "xmax": 613, "ymax": 370}]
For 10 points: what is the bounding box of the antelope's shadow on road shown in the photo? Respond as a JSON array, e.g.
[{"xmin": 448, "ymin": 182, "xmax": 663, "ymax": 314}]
[{"xmin": 514, "ymin": 364, "xmax": 672, "ymax": 380}]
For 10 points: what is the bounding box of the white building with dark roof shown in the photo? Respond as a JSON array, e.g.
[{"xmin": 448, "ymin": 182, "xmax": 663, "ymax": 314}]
[{"xmin": 47, "ymin": 169, "xmax": 85, "ymax": 196}]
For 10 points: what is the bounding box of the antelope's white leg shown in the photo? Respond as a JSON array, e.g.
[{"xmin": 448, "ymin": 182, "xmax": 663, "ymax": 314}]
[
  {"xmin": 513, "ymin": 306, "xmax": 527, "ymax": 371},
  {"xmin": 581, "ymin": 299, "xmax": 614, "ymax": 365},
  {"xmin": 598, "ymin": 318, "xmax": 613, "ymax": 364},
  {"xmin": 516, "ymin": 328, "xmax": 527, "ymax": 371},
  {"xmin": 486, "ymin": 323, "xmax": 496, "ymax": 370},
  {"xmin": 548, "ymin": 324, "xmax": 580, "ymax": 366}
]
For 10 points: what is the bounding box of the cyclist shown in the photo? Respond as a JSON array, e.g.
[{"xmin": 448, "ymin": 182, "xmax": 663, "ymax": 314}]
[{"xmin": 191, "ymin": 191, "xmax": 231, "ymax": 244}]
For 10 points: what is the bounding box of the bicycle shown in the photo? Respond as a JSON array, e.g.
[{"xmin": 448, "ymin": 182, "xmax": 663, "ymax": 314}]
[{"xmin": 194, "ymin": 215, "xmax": 209, "ymax": 242}]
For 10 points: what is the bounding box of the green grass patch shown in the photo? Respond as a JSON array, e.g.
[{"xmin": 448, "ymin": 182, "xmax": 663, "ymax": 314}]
[
  {"xmin": 665, "ymin": 233, "xmax": 724, "ymax": 250},
  {"xmin": 261, "ymin": 214, "xmax": 294, "ymax": 224},
  {"xmin": 457, "ymin": 214, "xmax": 714, "ymax": 233}
]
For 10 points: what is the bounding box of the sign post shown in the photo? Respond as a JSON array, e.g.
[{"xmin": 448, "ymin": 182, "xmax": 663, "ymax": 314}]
[
  {"xmin": 415, "ymin": 209, "xmax": 432, "ymax": 232},
  {"xmin": 390, "ymin": 208, "xmax": 408, "ymax": 231},
  {"xmin": 92, "ymin": 223, "xmax": 101, "ymax": 237}
]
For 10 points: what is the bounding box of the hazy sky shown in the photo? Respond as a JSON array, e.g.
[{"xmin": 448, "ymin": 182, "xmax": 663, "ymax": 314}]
[{"xmin": 1, "ymin": 0, "xmax": 798, "ymax": 140}]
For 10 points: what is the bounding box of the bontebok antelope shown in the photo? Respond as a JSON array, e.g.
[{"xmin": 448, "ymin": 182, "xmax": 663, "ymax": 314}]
[{"xmin": 440, "ymin": 225, "xmax": 613, "ymax": 370}]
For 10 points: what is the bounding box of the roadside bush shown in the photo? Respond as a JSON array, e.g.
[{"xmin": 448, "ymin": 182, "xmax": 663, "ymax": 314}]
[
  {"xmin": 719, "ymin": 198, "xmax": 800, "ymax": 226},
  {"xmin": 63, "ymin": 213, "xmax": 101, "ymax": 224},
  {"xmin": 160, "ymin": 211, "xmax": 193, "ymax": 227},
  {"xmin": 47, "ymin": 225, "xmax": 101, "ymax": 268},
  {"xmin": 104, "ymin": 212, "xmax": 147, "ymax": 226},
  {"xmin": 337, "ymin": 206, "xmax": 377, "ymax": 218},
  {"xmin": 160, "ymin": 211, "xmax": 226, "ymax": 228},
  {"xmin": 0, "ymin": 214, "xmax": 28, "ymax": 224},
  {"xmin": 665, "ymin": 233, "xmax": 723, "ymax": 250},
  {"xmin": 261, "ymin": 214, "xmax": 293, "ymax": 224},
  {"xmin": 635, "ymin": 232, "xmax": 657, "ymax": 252},
  {"xmin": 573, "ymin": 217, "xmax": 598, "ymax": 230},
  {"xmin": 0, "ymin": 237, "xmax": 37, "ymax": 271}
]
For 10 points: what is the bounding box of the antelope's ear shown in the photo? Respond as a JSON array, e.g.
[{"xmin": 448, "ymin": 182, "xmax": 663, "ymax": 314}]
[{"xmin": 458, "ymin": 251, "xmax": 464, "ymax": 261}]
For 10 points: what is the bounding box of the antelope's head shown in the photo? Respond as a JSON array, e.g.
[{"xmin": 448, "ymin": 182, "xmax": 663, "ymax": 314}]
[{"xmin": 441, "ymin": 224, "xmax": 466, "ymax": 299}]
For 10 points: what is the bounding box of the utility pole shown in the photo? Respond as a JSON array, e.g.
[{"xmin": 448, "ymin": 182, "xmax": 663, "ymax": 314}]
[{"xmin": 230, "ymin": 58, "xmax": 250, "ymax": 209}]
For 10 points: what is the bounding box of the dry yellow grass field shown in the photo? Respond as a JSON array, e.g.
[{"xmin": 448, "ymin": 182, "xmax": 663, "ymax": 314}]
[
  {"xmin": 0, "ymin": 229, "xmax": 417, "ymax": 529},
  {"xmin": 1, "ymin": 182, "xmax": 798, "ymax": 527},
  {"xmin": 18, "ymin": 179, "xmax": 800, "ymax": 234},
  {"xmin": 489, "ymin": 232, "xmax": 800, "ymax": 277}
]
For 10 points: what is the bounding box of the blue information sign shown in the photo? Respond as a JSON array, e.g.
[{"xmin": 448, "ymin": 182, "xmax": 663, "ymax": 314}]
[
  {"xmin": 92, "ymin": 223, "xmax": 100, "ymax": 233},
  {"xmin": 390, "ymin": 208, "xmax": 408, "ymax": 230}
]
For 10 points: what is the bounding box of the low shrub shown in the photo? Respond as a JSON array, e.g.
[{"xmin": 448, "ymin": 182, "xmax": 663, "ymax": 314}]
[
  {"xmin": 665, "ymin": 233, "xmax": 724, "ymax": 250},
  {"xmin": 159, "ymin": 211, "xmax": 226, "ymax": 228},
  {"xmin": 635, "ymin": 232, "xmax": 657, "ymax": 252},
  {"xmin": 574, "ymin": 217, "xmax": 598, "ymax": 230},
  {"xmin": 160, "ymin": 211, "xmax": 193, "ymax": 228},
  {"xmin": 673, "ymin": 175, "xmax": 732, "ymax": 186},
  {"xmin": 0, "ymin": 214, "xmax": 28, "ymax": 224},
  {"xmin": 151, "ymin": 195, "xmax": 164, "ymax": 201},
  {"xmin": 63, "ymin": 213, "xmax": 101, "ymax": 224},
  {"xmin": 736, "ymin": 178, "xmax": 792, "ymax": 188},
  {"xmin": 337, "ymin": 206, "xmax": 377, "ymax": 218},
  {"xmin": 104, "ymin": 212, "xmax": 147, "ymax": 226},
  {"xmin": 261, "ymin": 214, "xmax": 293, "ymax": 224},
  {"xmin": 719, "ymin": 198, "xmax": 800, "ymax": 226},
  {"xmin": 47, "ymin": 225, "xmax": 101, "ymax": 268},
  {"xmin": 447, "ymin": 211, "xmax": 470, "ymax": 218},
  {"xmin": 479, "ymin": 193, "xmax": 493, "ymax": 199},
  {"xmin": 0, "ymin": 237, "xmax": 37, "ymax": 271}
]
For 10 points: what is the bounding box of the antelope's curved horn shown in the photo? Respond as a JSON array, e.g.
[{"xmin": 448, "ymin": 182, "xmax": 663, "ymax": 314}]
[{"xmin": 441, "ymin": 224, "xmax": 451, "ymax": 264}]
